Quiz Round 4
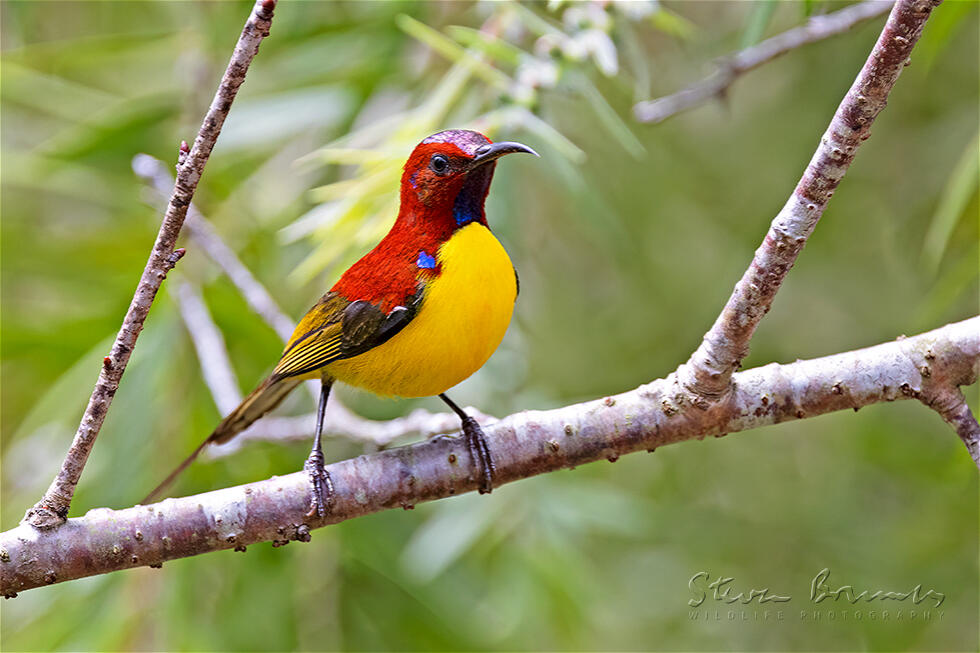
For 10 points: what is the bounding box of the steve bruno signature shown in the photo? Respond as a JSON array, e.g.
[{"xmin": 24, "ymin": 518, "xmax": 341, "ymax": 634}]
[{"xmin": 688, "ymin": 568, "xmax": 945, "ymax": 608}]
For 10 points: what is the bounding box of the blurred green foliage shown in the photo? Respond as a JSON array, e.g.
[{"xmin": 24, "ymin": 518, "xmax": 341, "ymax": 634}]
[{"xmin": 1, "ymin": 1, "xmax": 977, "ymax": 651}]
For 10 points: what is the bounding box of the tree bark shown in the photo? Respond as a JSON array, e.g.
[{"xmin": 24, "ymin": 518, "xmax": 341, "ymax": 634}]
[{"xmin": 2, "ymin": 317, "xmax": 976, "ymax": 596}]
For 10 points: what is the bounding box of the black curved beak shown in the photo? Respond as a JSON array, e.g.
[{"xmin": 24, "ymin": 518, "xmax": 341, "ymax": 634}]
[{"xmin": 469, "ymin": 141, "xmax": 539, "ymax": 168}]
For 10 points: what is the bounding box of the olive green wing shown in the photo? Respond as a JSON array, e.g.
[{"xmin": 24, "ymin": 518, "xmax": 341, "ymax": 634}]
[{"xmin": 270, "ymin": 291, "xmax": 419, "ymax": 381}]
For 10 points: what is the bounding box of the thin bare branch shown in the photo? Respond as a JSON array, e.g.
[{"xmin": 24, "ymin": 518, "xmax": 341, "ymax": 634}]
[
  {"xmin": 132, "ymin": 154, "xmax": 296, "ymax": 342},
  {"xmin": 132, "ymin": 152, "xmax": 321, "ymax": 408},
  {"xmin": 173, "ymin": 281, "xmax": 242, "ymax": 416},
  {"xmin": 675, "ymin": 0, "xmax": 942, "ymax": 402},
  {"xmin": 24, "ymin": 0, "xmax": 278, "ymax": 529},
  {"xmin": 211, "ymin": 403, "xmax": 496, "ymax": 457},
  {"xmin": 3, "ymin": 317, "xmax": 975, "ymax": 595},
  {"xmin": 633, "ymin": 0, "xmax": 894, "ymax": 124}
]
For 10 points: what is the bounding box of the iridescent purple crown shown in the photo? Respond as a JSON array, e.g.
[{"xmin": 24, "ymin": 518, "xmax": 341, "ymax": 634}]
[{"xmin": 421, "ymin": 129, "xmax": 490, "ymax": 156}]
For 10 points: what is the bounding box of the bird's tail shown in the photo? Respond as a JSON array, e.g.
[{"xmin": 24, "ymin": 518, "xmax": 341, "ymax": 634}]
[
  {"xmin": 209, "ymin": 375, "xmax": 303, "ymax": 445},
  {"xmin": 142, "ymin": 375, "xmax": 302, "ymax": 504}
]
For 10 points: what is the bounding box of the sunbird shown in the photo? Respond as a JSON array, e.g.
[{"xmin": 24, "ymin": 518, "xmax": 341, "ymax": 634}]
[{"xmin": 147, "ymin": 129, "xmax": 538, "ymax": 517}]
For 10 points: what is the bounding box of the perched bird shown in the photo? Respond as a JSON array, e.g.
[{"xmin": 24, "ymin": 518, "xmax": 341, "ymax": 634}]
[{"xmin": 147, "ymin": 129, "xmax": 538, "ymax": 517}]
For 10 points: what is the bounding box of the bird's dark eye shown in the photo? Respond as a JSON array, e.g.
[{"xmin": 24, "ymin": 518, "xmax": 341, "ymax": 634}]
[{"xmin": 429, "ymin": 154, "xmax": 450, "ymax": 175}]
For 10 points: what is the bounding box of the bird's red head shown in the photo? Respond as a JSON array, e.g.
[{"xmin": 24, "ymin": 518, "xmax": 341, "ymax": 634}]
[
  {"xmin": 399, "ymin": 129, "xmax": 537, "ymax": 230},
  {"xmin": 333, "ymin": 130, "xmax": 536, "ymax": 310}
]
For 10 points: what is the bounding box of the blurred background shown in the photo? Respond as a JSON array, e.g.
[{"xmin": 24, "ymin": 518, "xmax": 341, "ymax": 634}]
[{"xmin": 2, "ymin": 1, "xmax": 977, "ymax": 650}]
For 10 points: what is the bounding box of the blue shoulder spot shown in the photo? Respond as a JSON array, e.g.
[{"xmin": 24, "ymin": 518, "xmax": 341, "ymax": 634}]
[{"xmin": 416, "ymin": 250, "xmax": 437, "ymax": 269}]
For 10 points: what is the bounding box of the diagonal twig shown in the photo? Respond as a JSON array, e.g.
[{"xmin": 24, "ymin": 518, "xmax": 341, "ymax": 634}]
[
  {"xmin": 173, "ymin": 281, "xmax": 243, "ymax": 416},
  {"xmin": 24, "ymin": 0, "xmax": 278, "ymax": 529},
  {"xmin": 132, "ymin": 153, "xmax": 323, "ymax": 407},
  {"xmin": 133, "ymin": 154, "xmax": 296, "ymax": 343},
  {"xmin": 673, "ymin": 0, "xmax": 942, "ymax": 403},
  {"xmin": 633, "ymin": 0, "xmax": 895, "ymax": 124},
  {"xmin": 211, "ymin": 403, "xmax": 496, "ymax": 456}
]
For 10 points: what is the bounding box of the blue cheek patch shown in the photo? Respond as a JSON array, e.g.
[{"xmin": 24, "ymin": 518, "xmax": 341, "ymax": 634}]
[
  {"xmin": 416, "ymin": 250, "xmax": 437, "ymax": 269},
  {"xmin": 409, "ymin": 172, "xmax": 418, "ymax": 189},
  {"xmin": 453, "ymin": 204, "xmax": 476, "ymax": 226},
  {"xmin": 451, "ymin": 165, "xmax": 490, "ymax": 226}
]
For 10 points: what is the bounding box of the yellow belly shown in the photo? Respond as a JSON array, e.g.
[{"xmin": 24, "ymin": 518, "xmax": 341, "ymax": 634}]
[{"xmin": 325, "ymin": 223, "xmax": 517, "ymax": 397}]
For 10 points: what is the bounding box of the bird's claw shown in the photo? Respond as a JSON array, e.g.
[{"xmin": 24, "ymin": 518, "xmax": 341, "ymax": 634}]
[
  {"xmin": 462, "ymin": 416, "xmax": 495, "ymax": 494},
  {"xmin": 304, "ymin": 449, "xmax": 333, "ymax": 519}
]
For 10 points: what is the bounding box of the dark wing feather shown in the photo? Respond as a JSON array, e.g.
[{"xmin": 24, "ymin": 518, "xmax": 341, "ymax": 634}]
[{"xmin": 271, "ymin": 289, "xmax": 421, "ymax": 380}]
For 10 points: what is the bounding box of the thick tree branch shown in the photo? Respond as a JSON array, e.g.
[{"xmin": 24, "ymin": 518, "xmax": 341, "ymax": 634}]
[
  {"xmin": 24, "ymin": 0, "xmax": 278, "ymax": 529},
  {"xmin": 2, "ymin": 317, "xmax": 976, "ymax": 595},
  {"xmin": 676, "ymin": 0, "xmax": 941, "ymax": 401},
  {"xmin": 633, "ymin": 0, "xmax": 894, "ymax": 124}
]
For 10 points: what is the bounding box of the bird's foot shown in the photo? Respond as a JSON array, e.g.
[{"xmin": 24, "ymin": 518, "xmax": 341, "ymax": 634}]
[
  {"xmin": 304, "ymin": 448, "xmax": 334, "ymax": 519},
  {"xmin": 462, "ymin": 416, "xmax": 495, "ymax": 494}
]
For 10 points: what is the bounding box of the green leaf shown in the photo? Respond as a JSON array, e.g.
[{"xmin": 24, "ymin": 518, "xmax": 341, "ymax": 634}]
[
  {"xmin": 9, "ymin": 334, "xmax": 115, "ymax": 445},
  {"xmin": 740, "ymin": 0, "xmax": 778, "ymax": 49},
  {"xmin": 395, "ymin": 14, "xmax": 512, "ymax": 91},
  {"xmin": 576, "ymin": 76, "xmax": 645, "ymax": 159},
  {"xmin": 617, "ymin": 21, "xmax": 651, "ymax": 102},
  {"xmin": 0, "ymin": 61, "xmax": 119, "ymax": 121},
  {"xmin": 915, "ymin": 245, "xmax": 979, "ymax": 330},
  {"xmin": 218, "ymin": 87, "xmax": 354, "ymax": 150},
  {"xmin": 400, "ymin": 494, "xmax": 510, "ymax": 582},
  {"xmin": 915, "ymin": 0, "xmax": 978, "ymax": 71},
  {"xmin": 490, "ymin": 105, "xmax": 587, "ymax": 164},
  {"xmin": 507, "ymin": 1, "xmax": 566, "ymax": 38},
  {"xmin": 446, "ymin": 25, "xmax": 525, "ymax": 67},
  {"xmin": 921, "ymin": 130, "xmax": 979, "ymax": 275},
  {"xmin": 649, "ymin": 6, "xmax": 697, "ymax": 41}
]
